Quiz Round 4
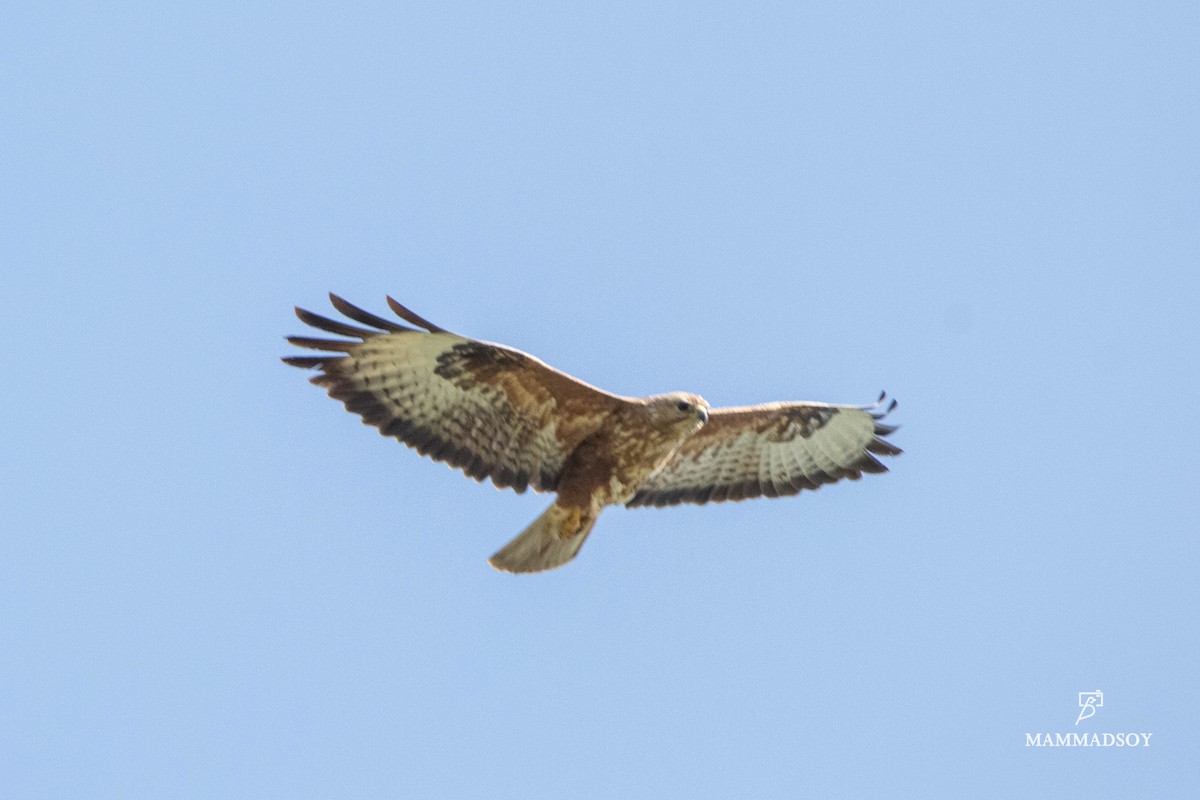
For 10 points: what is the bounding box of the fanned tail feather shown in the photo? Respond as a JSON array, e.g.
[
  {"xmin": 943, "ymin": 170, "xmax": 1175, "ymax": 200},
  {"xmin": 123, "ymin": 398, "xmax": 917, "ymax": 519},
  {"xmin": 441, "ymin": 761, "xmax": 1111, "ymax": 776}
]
[{"xmin": 489, "ymin": 504, "xmax": 597, "ymax": 574}]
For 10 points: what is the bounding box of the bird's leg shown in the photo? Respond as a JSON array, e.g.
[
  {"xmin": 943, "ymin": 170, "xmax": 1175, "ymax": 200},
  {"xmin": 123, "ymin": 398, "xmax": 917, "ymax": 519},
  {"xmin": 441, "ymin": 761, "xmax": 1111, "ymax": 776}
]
[{"xmin": 556, "ymin": 504, "xmax": 597, "ymax": 541}]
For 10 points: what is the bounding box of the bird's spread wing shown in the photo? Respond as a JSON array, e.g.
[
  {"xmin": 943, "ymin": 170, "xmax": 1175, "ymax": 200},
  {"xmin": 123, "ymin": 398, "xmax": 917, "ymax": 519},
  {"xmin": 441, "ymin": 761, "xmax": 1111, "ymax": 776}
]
[
  {"xmin": 283, "ymin": 295, "xmax": 626, "ymax": 493},
  {"xmin": 626, "ymin": 396, "xmax": 901, "ymax": 507}
]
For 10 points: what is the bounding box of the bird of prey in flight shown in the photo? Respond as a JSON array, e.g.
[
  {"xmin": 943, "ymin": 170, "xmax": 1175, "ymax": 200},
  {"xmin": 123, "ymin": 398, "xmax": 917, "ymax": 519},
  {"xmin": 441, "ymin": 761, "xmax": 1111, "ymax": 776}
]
[{"xmin": 284, "ymin": 295, "xmax": 901, "ymax": 573}]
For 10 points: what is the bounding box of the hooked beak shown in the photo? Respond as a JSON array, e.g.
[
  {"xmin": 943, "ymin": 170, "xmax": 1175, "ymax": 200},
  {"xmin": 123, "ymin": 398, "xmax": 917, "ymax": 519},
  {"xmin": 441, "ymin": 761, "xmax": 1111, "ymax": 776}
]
[{"xmin": 696, "ymin": 406, "xmax": 709, "ymax": 424}]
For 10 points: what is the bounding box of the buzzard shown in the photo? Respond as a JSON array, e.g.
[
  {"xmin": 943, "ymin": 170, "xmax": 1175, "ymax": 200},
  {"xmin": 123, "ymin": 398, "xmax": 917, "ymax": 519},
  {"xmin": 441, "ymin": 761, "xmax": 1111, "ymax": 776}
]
[{"xmin": 284, "ymin": 295, "xmax": 901, "ymax": 573}]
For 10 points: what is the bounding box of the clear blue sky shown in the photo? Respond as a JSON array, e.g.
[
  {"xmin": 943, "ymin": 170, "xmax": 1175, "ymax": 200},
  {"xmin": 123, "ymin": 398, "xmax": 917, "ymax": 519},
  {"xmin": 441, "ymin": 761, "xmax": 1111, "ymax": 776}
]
[{"xmin": 3, "ymin": 2, "xmax": 1197, "ymax": 797}]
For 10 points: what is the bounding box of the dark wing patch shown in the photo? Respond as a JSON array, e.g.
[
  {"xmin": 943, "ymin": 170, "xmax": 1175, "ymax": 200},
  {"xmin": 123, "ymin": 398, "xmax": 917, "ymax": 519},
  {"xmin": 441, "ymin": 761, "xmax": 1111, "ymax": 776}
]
[
  {"xmin": 284, "ymin": 294, "xmax": 626, "ymax": 493},
  {"xmin": 627, "ymin": 394, "xmax": 901, "ymax": 508}
]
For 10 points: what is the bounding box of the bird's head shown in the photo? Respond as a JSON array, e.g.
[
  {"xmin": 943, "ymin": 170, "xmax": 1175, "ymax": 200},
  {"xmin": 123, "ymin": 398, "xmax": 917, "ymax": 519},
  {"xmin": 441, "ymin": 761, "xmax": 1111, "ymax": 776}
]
[{"xmin": 645, "ymin": 392, "xmax": 710, "ymax": 429}]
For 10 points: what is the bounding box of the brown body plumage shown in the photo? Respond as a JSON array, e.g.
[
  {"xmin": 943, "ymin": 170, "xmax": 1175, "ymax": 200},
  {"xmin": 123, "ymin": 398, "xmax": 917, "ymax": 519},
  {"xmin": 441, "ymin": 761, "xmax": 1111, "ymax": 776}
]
[{"xmin": 284, "ymin": 295, "xmax": 901, "ymax": 573}]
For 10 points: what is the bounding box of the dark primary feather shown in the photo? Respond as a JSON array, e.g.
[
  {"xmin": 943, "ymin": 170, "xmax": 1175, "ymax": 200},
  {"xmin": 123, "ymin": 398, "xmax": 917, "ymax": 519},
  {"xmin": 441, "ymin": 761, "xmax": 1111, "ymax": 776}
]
[
  {"xmin": 386, "ymin": 295, "xmax": 447, "ymax": 333},
  {"xmin": 329, "ymin": 294, "xmax": 414, "ymax": 333}
]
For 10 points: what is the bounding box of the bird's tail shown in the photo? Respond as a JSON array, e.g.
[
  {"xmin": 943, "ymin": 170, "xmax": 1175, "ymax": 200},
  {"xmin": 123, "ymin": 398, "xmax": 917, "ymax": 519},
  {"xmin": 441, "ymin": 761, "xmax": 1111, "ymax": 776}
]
[{"xmin": 488, "ymin": 503, "xmax": 597, "ymax": 574}]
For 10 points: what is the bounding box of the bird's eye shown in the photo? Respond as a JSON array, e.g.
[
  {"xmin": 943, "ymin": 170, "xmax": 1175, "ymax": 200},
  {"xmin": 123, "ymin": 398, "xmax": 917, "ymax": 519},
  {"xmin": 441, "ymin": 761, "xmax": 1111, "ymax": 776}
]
[{"xmin": 677, "ymin": 401, "xmax": 691, "ymax": 412}]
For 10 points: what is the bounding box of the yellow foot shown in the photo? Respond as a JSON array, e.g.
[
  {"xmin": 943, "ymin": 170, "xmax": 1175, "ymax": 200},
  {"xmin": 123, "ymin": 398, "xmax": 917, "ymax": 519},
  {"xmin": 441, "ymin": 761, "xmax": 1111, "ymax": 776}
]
[{"xmin": 558, "ymin": 506, "xmax": 583, "ymax": 540}]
